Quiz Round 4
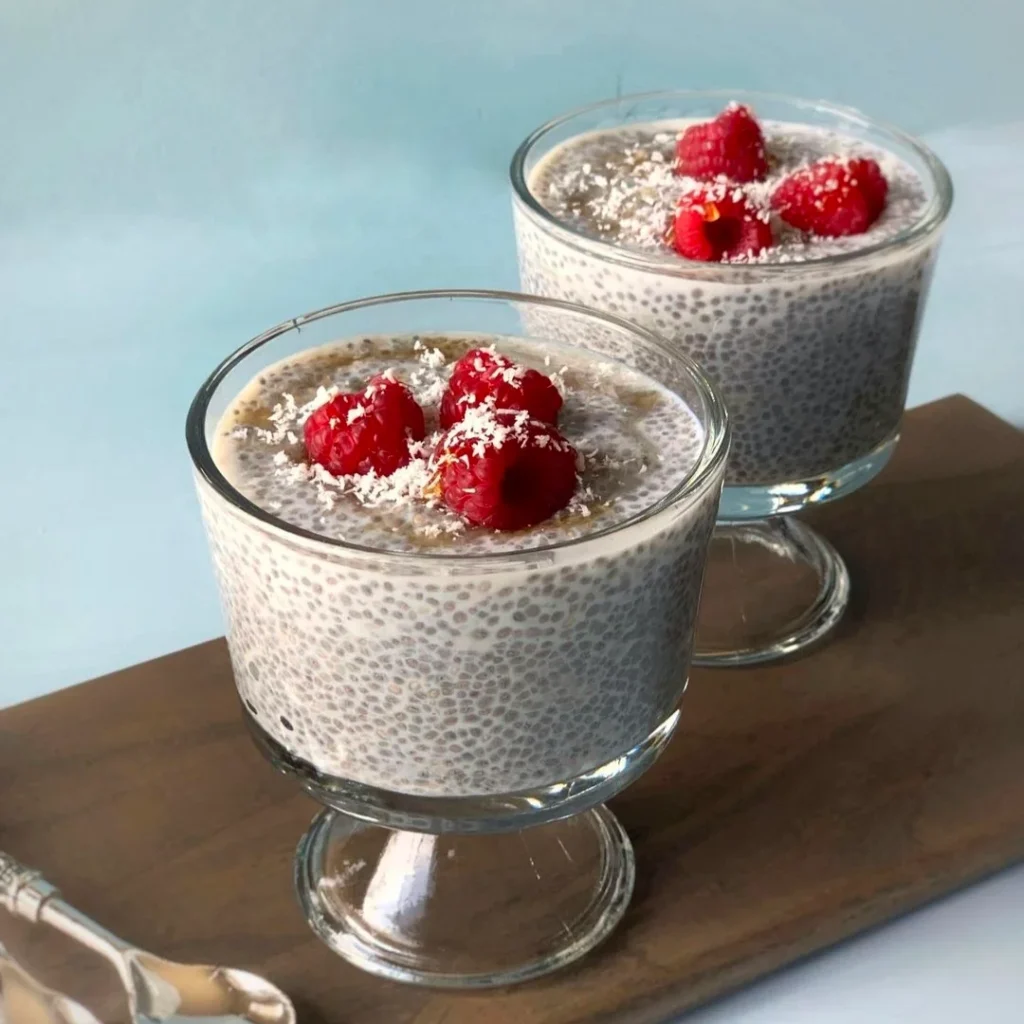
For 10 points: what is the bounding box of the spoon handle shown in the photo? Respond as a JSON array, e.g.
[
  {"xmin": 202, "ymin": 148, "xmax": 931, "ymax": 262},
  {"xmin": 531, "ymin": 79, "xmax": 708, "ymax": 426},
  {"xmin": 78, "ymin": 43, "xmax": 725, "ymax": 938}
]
[
  {"xmin": 0, "ymin": 853, "xmax": 133, "ymax": 978},
  {"xmin": 0, "ymin": 852, "xmax": 296, "ymax": 1024},
  {"xmin": 0, "ymin": 852, "xmax": 60, "ymax": 923}
]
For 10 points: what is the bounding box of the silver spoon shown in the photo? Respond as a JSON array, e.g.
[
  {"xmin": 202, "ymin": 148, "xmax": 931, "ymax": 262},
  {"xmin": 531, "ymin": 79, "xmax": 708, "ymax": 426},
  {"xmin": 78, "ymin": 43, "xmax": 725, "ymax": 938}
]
[
  {"xmin": 0, "ymin": 942, "xmax": 103, "ymax": 1024},
  {"xmin": 0, "ymin": 853, "xmax": 295, "ymax": 1024}
]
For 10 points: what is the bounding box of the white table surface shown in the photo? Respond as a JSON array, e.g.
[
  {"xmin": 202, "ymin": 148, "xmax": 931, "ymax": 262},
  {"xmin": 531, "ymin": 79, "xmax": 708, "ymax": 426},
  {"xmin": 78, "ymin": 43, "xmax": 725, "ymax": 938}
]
[{"xmin": 0, "ymin": 1, "xmax": 1021, "ymax": 1019}]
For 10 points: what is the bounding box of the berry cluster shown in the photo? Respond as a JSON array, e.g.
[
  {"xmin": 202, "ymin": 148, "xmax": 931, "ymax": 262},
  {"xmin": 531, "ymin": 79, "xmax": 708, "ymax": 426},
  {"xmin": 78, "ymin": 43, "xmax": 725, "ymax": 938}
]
[
  {"xmin": 671, "ymin": 103, "xmax": 889, "ymax": 261},
  {"xmin": 303, "ymin": 349, "xmax": 577, "ymax": 531}
]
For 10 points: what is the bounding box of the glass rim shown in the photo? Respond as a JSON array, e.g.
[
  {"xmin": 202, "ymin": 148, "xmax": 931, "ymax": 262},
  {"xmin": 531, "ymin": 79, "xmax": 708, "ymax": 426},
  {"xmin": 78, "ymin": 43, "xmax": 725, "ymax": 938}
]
[
  {"xmin": 509, "ymin": 87, "xmax": 954, "ymax": 277},
  {"xmin": 185, "ymin": 288, "xmax": 730, "ymax": 567}
]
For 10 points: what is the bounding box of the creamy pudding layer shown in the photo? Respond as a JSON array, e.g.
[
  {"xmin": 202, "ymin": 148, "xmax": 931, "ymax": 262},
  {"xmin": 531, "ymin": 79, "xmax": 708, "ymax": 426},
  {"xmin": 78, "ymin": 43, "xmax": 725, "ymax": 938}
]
[
  {"xmin": 214, "ymin": 334, "xmax": 704, "ymax": 553},
  {"xmin": 199, "ymin": 333, "xmax": 722, "ymax": 797},
  {"xmin": 514, "ymin": 117, "xmax": 940, "ymax": 486}
]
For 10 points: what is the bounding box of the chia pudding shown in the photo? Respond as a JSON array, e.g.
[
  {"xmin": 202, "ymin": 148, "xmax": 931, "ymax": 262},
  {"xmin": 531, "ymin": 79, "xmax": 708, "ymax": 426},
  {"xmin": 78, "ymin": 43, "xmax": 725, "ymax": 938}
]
[
  {"xmin": 511, "ymin": 92, "xmax": 952, "ymax": 488},
  {"xmin": 192, "ymin": 319, "xmax": 726, "ymax": 798}
]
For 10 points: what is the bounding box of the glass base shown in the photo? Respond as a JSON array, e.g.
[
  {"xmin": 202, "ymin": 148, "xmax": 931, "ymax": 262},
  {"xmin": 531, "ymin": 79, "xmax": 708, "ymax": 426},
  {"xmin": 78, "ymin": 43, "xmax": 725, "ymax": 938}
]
[
  {"xmin": 245, "ymin": 707, "xmax": 680, "ymax": 833},
  {"xmin": 719, "ymin": 433, "xmax": 898, "ymax": 520},
  {"xmin": 693, "ymin": 518, "xmax": 850, "ymax": 667},
  {"xmin": 295, "ymin": 805, "xmax": 635, "ymax": 988}
]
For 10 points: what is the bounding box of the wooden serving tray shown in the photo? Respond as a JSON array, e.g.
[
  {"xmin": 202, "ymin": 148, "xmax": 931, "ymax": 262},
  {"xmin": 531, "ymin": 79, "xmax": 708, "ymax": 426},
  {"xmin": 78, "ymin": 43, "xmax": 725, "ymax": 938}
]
[{"xmin": 1, "ymin": 395, "xmax": 1022, "ymax": 1024}]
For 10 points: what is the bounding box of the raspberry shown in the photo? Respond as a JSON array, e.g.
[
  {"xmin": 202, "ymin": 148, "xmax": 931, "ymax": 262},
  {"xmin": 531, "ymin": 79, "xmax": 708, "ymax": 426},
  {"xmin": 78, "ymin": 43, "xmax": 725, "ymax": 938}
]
[
  {"xmin": 303, "ymin": 374, "xmax": 425, "ymax": 477},
  {"xmin": 849, "ymin": 158, "xmax": 889, "ymax": 219},
  {"xmin": 439, "ymin": 348, "xmax": 562, "ymax": 429},
  {"xmin": 369, "ymin": 374, "xmax": 426, "ymax": 438},
  {"xmin": 772, "ymin": 157, "xmax": 889, "ymax": 237},
  {"xmin": 436, "ymin": 410, "xmax": 578, "ymax": 531},
  {"xmin": 672, "ymin": 189, "xmax": 773, "ymax": 262},
  {"xmin": 674, "ymin": 103, "xmax": 768, "ymax": 183}
]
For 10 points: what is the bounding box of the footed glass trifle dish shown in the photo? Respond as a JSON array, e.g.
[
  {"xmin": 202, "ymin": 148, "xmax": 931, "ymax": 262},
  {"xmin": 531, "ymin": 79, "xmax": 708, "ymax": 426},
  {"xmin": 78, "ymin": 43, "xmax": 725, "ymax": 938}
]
[
  {"xmin": 186, "ymin": 290, "xmax": 728, "ymax": 987},
  {"xmin": 511, "ymin": 89, "xmax": 953, "ymax": 665}
]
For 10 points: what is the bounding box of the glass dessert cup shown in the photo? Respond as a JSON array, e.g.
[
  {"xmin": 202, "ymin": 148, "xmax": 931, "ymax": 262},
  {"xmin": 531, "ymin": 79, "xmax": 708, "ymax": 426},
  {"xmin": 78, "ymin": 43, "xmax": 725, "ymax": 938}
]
[
  {"xmin": 511, "ymin": 88, "xmax": 953, "ymax": 666},
  {"xmin": 186, "ymin": 289, "xmax": 729, "ymax": 987}
]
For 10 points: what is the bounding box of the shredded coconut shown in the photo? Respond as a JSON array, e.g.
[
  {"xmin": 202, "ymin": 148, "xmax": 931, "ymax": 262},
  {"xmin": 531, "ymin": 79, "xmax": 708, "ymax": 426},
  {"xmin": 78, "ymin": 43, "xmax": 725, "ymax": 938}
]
[
  {"xmin": 534, "ymin": 119, "xmax": 928, "ymax": 264},
  {"xmin": 216, "ymin": 337, "xmax": 703, "ymax": 551},
  {"xmin": 549, "ymin": 366, "xmax": 569, "ymax": 397},
  {"xmin": 419, "ymin": 347, "xmax": 447, "ymax": 369}
]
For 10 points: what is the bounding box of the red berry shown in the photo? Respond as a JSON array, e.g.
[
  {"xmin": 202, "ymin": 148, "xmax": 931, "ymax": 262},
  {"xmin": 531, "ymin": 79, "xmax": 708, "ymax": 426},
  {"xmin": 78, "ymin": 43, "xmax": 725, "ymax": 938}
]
[
  {"xmin": 370, "ymin": 374, "xmax": 426, "ymax": 439},
  {"xmin": 849, "ymin": 157, "xmax": 889, "ymax": 219},
  {"xmin": 436, "ymin": 410, "xmax": 578, "ymax": 531},
  {"xmin": 772, "ymin": 157, "xmax": 889, "ymax": 237},
  {"xmin": 303, "ymin": 374, "xmax": 425, "ymax": 477},
  {"xmin": 439, "ymin": 348, "xmax": 562, "ymax": 429},
  {"xmin": 672, "ymin": 189, "xmax": 773, "ymax": 262},
  {"xmin": 675, "ymin": 103, "xmax": 769, "ymax": 183}
]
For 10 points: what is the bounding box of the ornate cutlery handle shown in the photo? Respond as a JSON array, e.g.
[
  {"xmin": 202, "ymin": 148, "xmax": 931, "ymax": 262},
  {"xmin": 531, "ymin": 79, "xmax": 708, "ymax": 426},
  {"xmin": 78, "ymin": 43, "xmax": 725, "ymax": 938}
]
[{"xmin": 0, "ymin": 852, "xmax": 60, "ymax": 922}]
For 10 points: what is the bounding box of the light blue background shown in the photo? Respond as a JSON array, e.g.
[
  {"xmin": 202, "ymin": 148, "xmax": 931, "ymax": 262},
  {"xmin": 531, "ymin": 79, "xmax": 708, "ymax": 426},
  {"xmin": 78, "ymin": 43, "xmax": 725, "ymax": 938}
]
[
  {"xmin": 2, "ymin": 0, "xmax": 1023, "ymax": 702},
  {"xmin": 1, "ymin": 4, "xmax": 1022, "ymax": 1020}
]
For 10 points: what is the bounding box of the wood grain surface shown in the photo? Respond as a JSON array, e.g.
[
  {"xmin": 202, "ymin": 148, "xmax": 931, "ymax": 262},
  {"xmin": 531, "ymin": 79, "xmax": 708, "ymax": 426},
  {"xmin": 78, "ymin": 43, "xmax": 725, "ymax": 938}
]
[{"xmin": 1, "ymin": 395, "xmax": 1022, "ymax": 1024}]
